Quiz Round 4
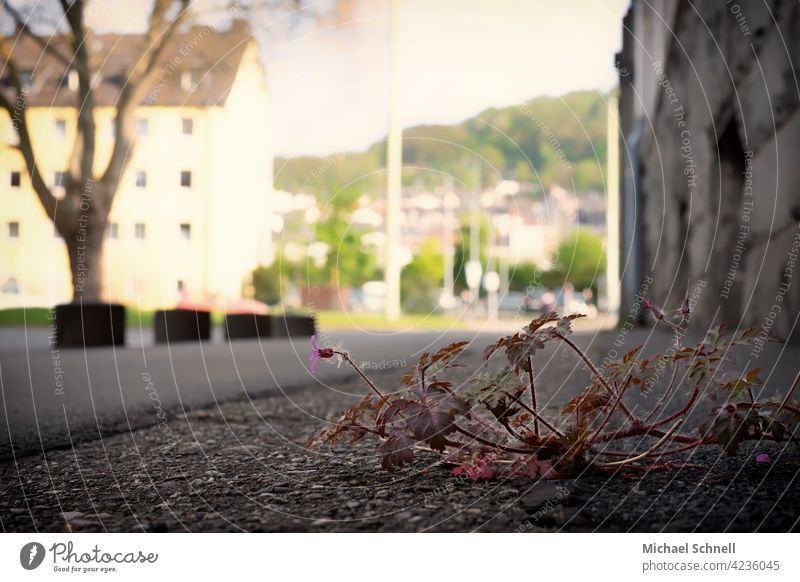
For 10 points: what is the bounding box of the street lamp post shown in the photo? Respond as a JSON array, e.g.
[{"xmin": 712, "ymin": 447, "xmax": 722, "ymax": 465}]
[
  {"xmin": 441, "ymin": 178, "xmax": 455, "ymax": 309},
  {"xmin": 484, "ymin": 270, "xmax": 500, "ymax": 322},
  {"xmin": 384, "ymin": 0, "xmax": 402, "ymax": 321}
]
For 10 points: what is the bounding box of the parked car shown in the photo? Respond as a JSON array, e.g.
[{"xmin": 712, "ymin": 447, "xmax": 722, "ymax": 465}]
[
  {"xmin": 545, "ymin": 288, "xmax": 598, "ymax": 318},
  {"xmin": 498, "ymin": 291, "xmax": 534, "ymax": 313},
  {"xmin": 348, "ymin": 281, "xmax": 386, "ymax": 313}
]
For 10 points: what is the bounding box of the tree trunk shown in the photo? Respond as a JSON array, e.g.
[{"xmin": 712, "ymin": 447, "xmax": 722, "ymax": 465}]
[{"xmin": 59, "ymin": 181, "xmax": 112, "ymax": 303}]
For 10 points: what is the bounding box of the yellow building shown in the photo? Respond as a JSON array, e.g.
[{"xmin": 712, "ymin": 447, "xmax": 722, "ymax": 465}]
[{"xmin": 0, "ymin": 21, "xmax": 273, "ymax": 310}]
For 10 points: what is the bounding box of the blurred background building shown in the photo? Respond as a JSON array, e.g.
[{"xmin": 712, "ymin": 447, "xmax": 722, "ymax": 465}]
[{"xmin": 1, "ymin": 20, "xmax": 273, "ymax": 309}]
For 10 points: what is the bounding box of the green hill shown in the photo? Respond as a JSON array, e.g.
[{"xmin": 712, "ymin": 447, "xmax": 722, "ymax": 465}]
[{"xmin": 274, "ymin": 90, "xmax": 609, "ymax": 196}]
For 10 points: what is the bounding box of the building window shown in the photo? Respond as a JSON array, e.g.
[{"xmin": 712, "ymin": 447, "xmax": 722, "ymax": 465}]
[
  {"xmin": 134, "ymin": 223, "xmax": 146, "ymax": 240},
  {"xmin": 68, "ymin": 69, "xmax": 79, "ymax": 91},
  {"xmin": 180, "ymin": 70, "xmax": 200, "ymax": 91},
  {"xmin": 136, "ymin": 118, "xmax": 148, "ymax": 136},
  {"xmin": 182, "ymin": 118, "xmax": 193, "ymax": 135},
  {"xmin": 179, "ymin": 223, "xmax": 191, "ymax": 240},
  {"xmin": 10, "ymin": 171, "xmax": 21, "ymax": 188},
  {"xmin": 180, "ymin": 171, "xmax": 192, "ymax": 188},
  {"xmin": 135, "ymin": 171, "xmax": 147, "ymax": 188},
  {"xmin": 108, "ymin": 223, "xmax": 118, "ymax": 240},
  {"xmin": 8, "ymin": 221, "xmax": 20, "ymax": 239},
  {"xmin": 5, "ymin": 122, "xmax": 19, "ymax": 146},
  {"xmin": 54, "ymin": 119, "xmax": 67, "ymax": 138},
  {"xmin": 2, "ymin": 276, "xmax": 19, "ymax": 294}
]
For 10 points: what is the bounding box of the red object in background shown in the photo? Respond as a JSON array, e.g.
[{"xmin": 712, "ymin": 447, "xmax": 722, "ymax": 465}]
[{"xmin": 176, "ymin": 298, "xmax": 269, "ymax": 315}]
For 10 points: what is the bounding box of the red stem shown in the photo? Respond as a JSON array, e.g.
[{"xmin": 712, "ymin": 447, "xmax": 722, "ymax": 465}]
[
  {"xmin": 335, "ymin": 351, "xmax": 385, "ymax": 398},
  {"xmin": 453, "ymin": 425, "xmax": 540, "ymax": 454},
  {"xmin": 505, "ymin": 391, "xmax": 564, "ymax": 437},
  {"xmin": 594, "ymin": 438, "xmax": 708, "ymax": 458},
  {"xmin": 595, "ymin": 424, "xmax": 699, "ymax": 444},
  {"xmin": 652, "ymin": 386, "xmax": 699, "ymax": 428},
  {"xmin": 775, "ymin": 370, "xmax": 800, "ymax": 418},
  {"xmin": 527, "ymin": 355, "xmax": 539, "ymax": 437},
  {"xmin": 645, "ymin": 358, "xmax": 680, "ymax": 422},
  {"xmin": 554, "ymin": 332, "xmax": 637, "ymax": 422},
  {"xmin": 590, "ymin": 374, "xmax": 634, "ymax": 441}
]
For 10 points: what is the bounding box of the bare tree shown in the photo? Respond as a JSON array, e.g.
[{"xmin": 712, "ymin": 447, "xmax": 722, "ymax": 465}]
[
  {"xmin": 0, "ymin": 0, "xmax": 356, "ymax": 303},
  {"xmin": 0, "ymin": 0, "xmax": 191, "ymax": 302}
]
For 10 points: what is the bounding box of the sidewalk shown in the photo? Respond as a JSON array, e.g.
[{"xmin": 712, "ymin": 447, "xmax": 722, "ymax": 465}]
[
  {"xmin": 0, "ymin": 329, "xmax": 497, "ymax": 460},
  {"xmin": 1, "ymin": 323, "xmax": 798, "ymax": 532},
  {"xmin": 1, "ymin": 326, "xmax": 798, "ymax": 532}
]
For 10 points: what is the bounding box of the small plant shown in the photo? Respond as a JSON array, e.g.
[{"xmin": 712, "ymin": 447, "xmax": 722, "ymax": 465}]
[{"xmin": 308, "ymin": 297, "xmax": 799, "ymax": 479}]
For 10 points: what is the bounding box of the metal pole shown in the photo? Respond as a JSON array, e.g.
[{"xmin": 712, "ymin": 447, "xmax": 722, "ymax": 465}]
[
  {"xmin": 470, "ymin": 161, "xmax": 480, "ymax": 264},
  {"xmin": 384, "ymin": 0, "xmax": 402, "ymax": 320},
  {"xmin": 468, "ymin": 161, "xmax": 482, "ymax": 315},
  {"xmin": 443, "ymin": 177, "xmax": 454, "ymax": 307},
  {"xmin": 605, "ymin": 92, "xmax": 621, "ymax": 316}
]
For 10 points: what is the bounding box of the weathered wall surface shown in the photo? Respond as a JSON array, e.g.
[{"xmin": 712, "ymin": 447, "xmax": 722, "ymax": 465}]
[{"xmin": 620, "ymin": 0, "xmax": 800, "ymax": 341}]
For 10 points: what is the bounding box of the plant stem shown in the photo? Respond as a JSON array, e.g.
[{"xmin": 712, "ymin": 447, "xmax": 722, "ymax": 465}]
[
  {"xmin": 594, "ymin": 438, "xmax": 708, "ymax": 458},
  {"xmin": 453, "ymin": 425, "xmax": 540, "ymax": 454},
  {"xmin": 645, "ymin": 359, "xmax": 680, "ymax": 421},
  {"xmin": 505, "ymin": 390, "xmax": 564, "ymax": 437},
  {"xmin": 775, "ymin": 370, "xmax": 800, "ymax": 419},
  {"xmin": 652, "ymin": 386, "xmax": 699, "ymax": 428},
  {"xmin": 335, "ymin": 351, "xmax": 385, "ymax": 398},
  {"xmin": 595, "ymin": 423, "xmax": 698, "ymax": 444},
  {"xmin": 590, "ymin": 374, "xmax": 634, "ymax": 441},
  {"xmin": 554, "ymin": 331, "xmax": 637, "ymax": 422},
  {"xmin": 527, "ymin": 355, "xmax": 539, "ymax": 437},
  {"xmin": 598, "ymin": 419, "xmax": 683, "ymax": 467}
]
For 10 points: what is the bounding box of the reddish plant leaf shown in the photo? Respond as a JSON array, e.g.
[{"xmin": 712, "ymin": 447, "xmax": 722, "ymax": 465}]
[
  {"xmin": 510, "ymin": 455, "xmax": 561, "ymax": 479},
  {"xmin": 452, "ymin": 455, "xmax": 496, "ymax": 480},
  {"xmin": 380, "ymin": 434, "xmax": 415, "ymax": 470}
]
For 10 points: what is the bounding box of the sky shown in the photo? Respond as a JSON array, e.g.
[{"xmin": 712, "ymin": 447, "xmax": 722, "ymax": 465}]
[
  {"xmin": 259, "ymin": 0, "xmax": 631, "ymax": 157},
  {"xmin": 88, "ymin": 0, "xmax": 631, "ymax": 157}
]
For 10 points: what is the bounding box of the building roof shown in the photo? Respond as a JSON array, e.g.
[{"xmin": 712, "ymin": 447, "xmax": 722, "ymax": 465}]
[{"xmin": 1, "ymin": 20, "xmax": 253, "ymax": 108}]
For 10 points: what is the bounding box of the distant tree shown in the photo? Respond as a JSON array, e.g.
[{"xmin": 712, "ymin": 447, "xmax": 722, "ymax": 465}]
[
  {"xmin": 251, "ymin": 263, "xmax": 283, "ymax": 306},
  {"xmin": 507, "ymin": 262, "xmax": 539, "ymax": 292},
  {"xmin": 0, "ymin": 0, "xmax": 193, "ymax": 302},
  {"xmin": 0, "ymin": 0, "xmax": 350, "ymax": 303},
  {"xmin": 312, "ymin": 187, "xmax": 378, "ymax": 288},
  {"xmin": 275, "ymin": 90, "xmax": 609, "ymax": 194},
  {"xmin": 553, "ymin": 230, "xmax": 606, "ymax": 292},
  {"xmin": 401, "ymin": 238, "xmax": 443, "ymax": 313}
]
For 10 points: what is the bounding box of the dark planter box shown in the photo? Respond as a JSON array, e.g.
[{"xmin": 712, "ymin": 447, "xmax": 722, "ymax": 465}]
[
  {"xmin": 224, "ymin": 313, "xmax": 272, "ymax": 340},
  {"xmin": 270, "ymin": 314, "xmax": 316, "ymax": 338},
  {"xmin": 154, "ymin": 309, "xmax": 210, "ymax": 344},
  {"xmin": 54, "ymin": 302, "xmax": 125, "ymax": 348}
]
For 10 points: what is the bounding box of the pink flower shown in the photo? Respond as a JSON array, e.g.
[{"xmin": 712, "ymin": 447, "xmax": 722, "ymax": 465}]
[
  {"xmin": 641, "ymin": 296, "xmax": 664, "ymax": 320},
  {"xmin": 309, "ymin": 335, "xmax": 334, "ymax": 374},
  {"xmin": 756, "ymin": 453, "xmax": 769, "ymax": 463},
  {"xmin": 679, "ymin": 279, "xmax": 692, "ymax": 317}
]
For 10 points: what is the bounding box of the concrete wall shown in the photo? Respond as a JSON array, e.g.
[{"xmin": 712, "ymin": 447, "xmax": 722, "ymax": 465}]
[{"xmin": 618, "ymin": 0, "xmax": 800, "ymax": 341}]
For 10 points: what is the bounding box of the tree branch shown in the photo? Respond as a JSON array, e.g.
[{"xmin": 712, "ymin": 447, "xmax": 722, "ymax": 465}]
[
  {"xmin": 102, "ymin": 0, "xmax": 192, "ymax": 186},
  {"xmin": 0, "ymin": 38, "xmax": 58, "ymax": 222},
  {"xmin": 58, "ymin": 0, "xmax": 96, "ymax": 189},
  {"xmin": 1, "ymin": 1, "xmax": 72, "ymax": 67}
]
